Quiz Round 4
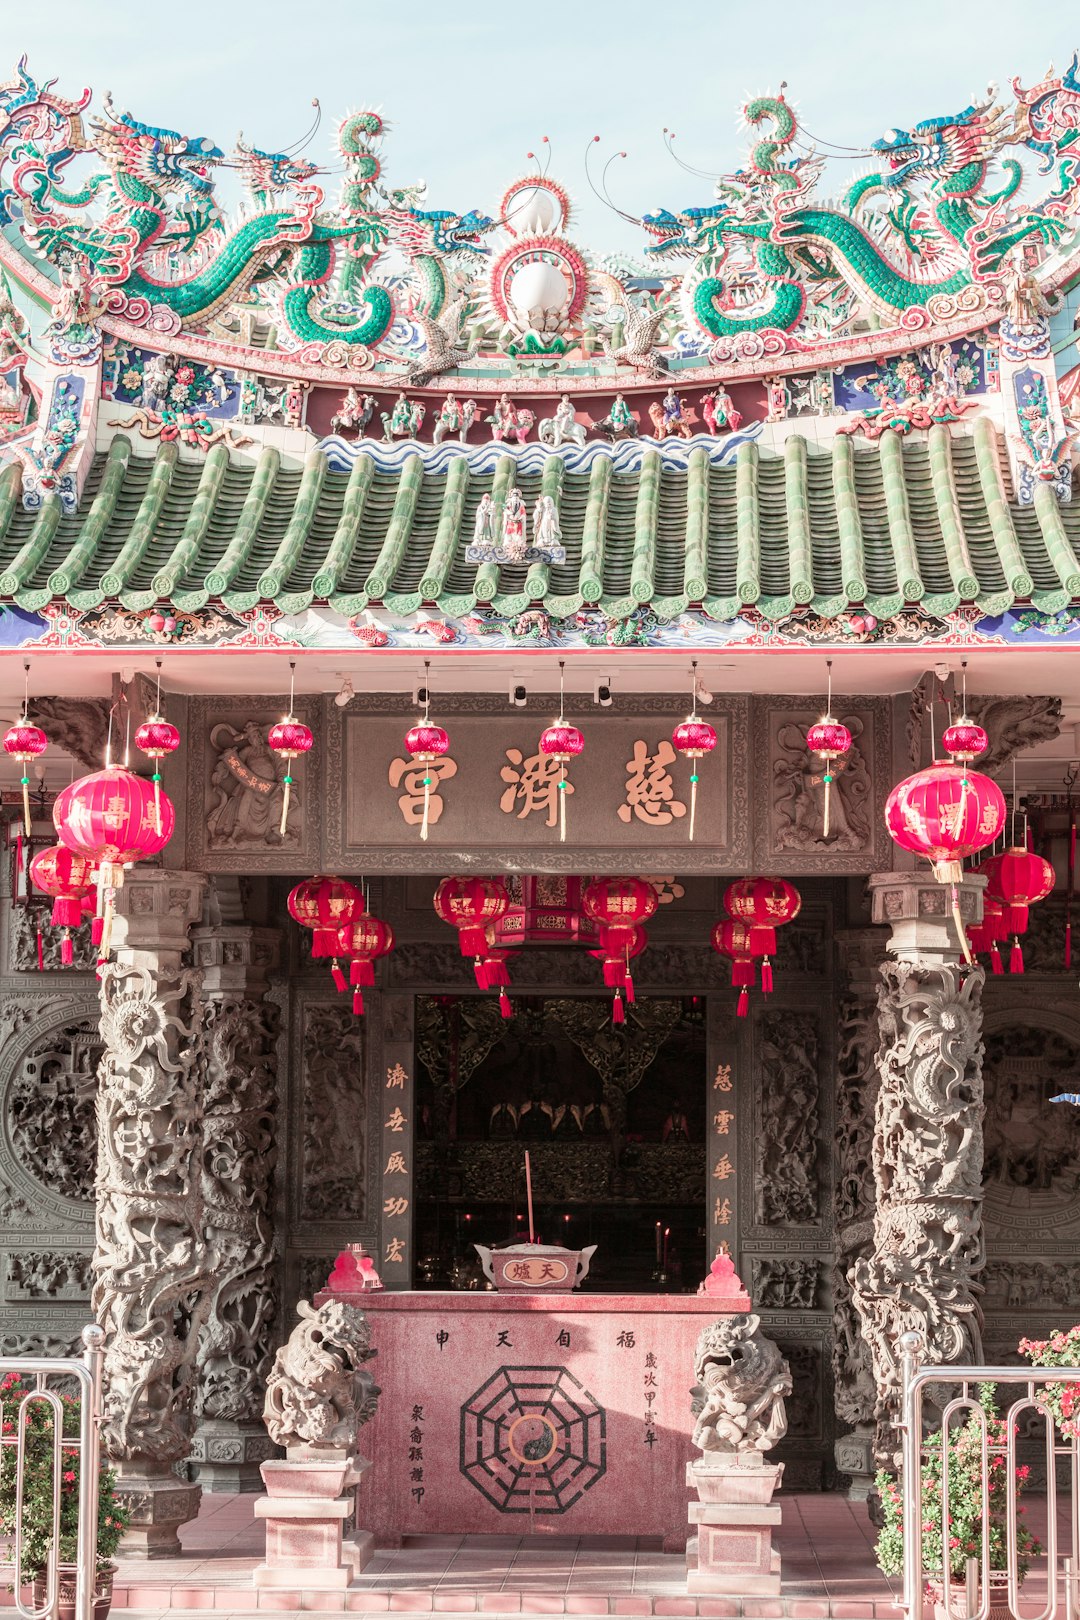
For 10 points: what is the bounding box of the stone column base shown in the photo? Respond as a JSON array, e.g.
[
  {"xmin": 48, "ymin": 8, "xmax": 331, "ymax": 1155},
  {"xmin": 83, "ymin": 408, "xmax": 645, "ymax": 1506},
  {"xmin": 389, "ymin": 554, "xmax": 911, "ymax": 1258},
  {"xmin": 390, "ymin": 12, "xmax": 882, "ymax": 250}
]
[
  {"xmin": 252, "ymin": 1454, "xmax": 374, "ymax": 1592},
  {"xmin": 190, "ymin": 1420, "xmax": 281, "ymax": 1493},
  {"xmin": 115, "ymin": 1471, "xmax": 203, "ymax": 1559},
  {"xmin": 834, "ymin": 1430, "xmax": 876, "ymax": 1501},
  {"xmin": 685, "ymin": 1456, "xmax": 783, "ymax": 1596}
]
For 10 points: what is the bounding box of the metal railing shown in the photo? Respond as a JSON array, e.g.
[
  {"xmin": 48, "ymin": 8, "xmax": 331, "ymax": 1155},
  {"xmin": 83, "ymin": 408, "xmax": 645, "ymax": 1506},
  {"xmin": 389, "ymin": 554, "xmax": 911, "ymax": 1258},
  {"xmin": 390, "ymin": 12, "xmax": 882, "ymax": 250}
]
[
  {"xmin": 900, "ymin": 1330, "xmax": 1080, "ymax": 1620},
  {"xmin": 0, "ymin": 1325, "xmax": 105, "ymax": 1620}
]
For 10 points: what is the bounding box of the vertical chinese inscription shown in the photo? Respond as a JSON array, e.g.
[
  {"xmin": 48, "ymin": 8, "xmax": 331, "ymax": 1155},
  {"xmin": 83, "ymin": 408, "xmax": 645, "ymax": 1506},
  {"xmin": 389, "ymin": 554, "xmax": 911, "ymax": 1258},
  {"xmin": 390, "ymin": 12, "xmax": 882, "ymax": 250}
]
[
  {"xmin": 380, "ymin": 995, "xmax": 415, "ymax": 1286},
  {"xmin": 408, "ymin": 1400, "xmax": 426, "ymax": 1506},
  {"xmin": 708, "ymin": 1047, "xmax": 737, "ymax": 1262}
]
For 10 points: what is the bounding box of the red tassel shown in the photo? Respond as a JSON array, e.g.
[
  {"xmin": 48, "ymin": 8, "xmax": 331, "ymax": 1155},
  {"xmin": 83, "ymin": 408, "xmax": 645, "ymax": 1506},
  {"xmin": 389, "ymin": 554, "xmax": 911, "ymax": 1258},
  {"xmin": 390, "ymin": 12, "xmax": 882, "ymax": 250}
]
[
  {"xmin": 612, "ymin": 991, "xmax": 626, "ymax": 1025},
  {"xmin": 499, "ymin": 988, "xmax": 512, "ymax": 1019},
  {"xmin": 91, "ymin": 915, "xmax": 104, "ymax": 947},
  {"xmin": 486, "ymin": 958, "xmax": 510, "ymax": 988},
  {"xmin": 61, "ymin": 934, "xmax": 73, "ymax": 966},
  {"xmin": 990, "ymin": 943, "xmax": 1003, "ymax": 975},
  {"xmin": 602, "ymin": 958, "xmax": 621, "ymax": 988},
  {"xmin": 330, "ymin": 961, "xmax": 347, "ymax": 992},
  {"xmin": 760, "ymin": 959, "xmax": 774, "ymax": 994},
  {"xmin": 36, "ymin": 929, "xmax": 44, "ymax": 972},
  {"xmin": 352, "ymin": 988, "xmax": 365, "ymax": 1016},
  {"xmin": 474, "ymin": 958, "xmax": 489, "ymax": 990},
  {"xmin": 1010, "ymin": 939, "xmax": 1025, "ymax": 974},
  {"xmin": 624, "ymin": 971, "xmax": 635, "ymax": 1005},
  {"xmin": 350, "ymin": 957, "xmax": 376, "ymax": 987},
  {"xmin": 731, "ymin": 959, "xmax": 755, "ymax": 989},
  {"xmin": 14, "ymin": 832, "xmax": 23, "ymax": 884},
  {"xmin": 736, "ymin": 987, "xmax": 749, "ymax": 1018},
  {"xmin": 1067, "ymin": 921, "xmax": 1072, "ymax": 971}
]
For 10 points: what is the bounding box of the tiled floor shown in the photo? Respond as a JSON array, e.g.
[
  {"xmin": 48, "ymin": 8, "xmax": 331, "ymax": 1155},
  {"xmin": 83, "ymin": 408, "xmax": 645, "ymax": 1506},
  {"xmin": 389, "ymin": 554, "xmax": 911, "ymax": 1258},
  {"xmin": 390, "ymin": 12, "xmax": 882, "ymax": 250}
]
[{"xmin": 106, "ymin": 1493, "xmax": 902, "ymax": 1620}]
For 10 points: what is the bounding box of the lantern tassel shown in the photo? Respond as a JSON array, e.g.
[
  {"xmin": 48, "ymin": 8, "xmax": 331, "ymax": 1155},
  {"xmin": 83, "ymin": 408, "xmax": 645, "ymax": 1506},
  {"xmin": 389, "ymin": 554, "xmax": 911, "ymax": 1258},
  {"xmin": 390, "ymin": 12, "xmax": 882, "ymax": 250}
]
[
  {"xmin": 91, "ymin": 915, "xmax": 104, "ymax": 948},
  {"xmin": 624, "ymin": 963, "xmax": 635, "ymax": 1005},
  {"xmin": 761, "ymin": 959, "xmax": 774, "ymax": 994},
  {"xmin": 990, "ymin": 942, "xmax": 1003, "ymax": 975},
  {"xmin": 36, "ymin": 928, "xmax": 43, "ymax": 972},
  {"xmin": 612, "ymin": 990, "xmax": 625, "ymax": 1025},
  {"xmin": 420, "ymin": 773, "xmax": 431, "ymax": 842},
  {"xmin": 331, "ymin": 961, "xmax": 347, "ymax": 993},
  {"xmin": 14, "ymin": 831, "xmax": 22, "ymax": 885},
  {"xmin": 499, "ymin": 988, "xmax": 512, "ymax": 1019},
  {"xmin": 950, "ymin": 884, "xmax": 973, "ymax": 966},
  {"xmin": 152, "ymin": 773, "xmax": 163, "ymax": 838},
  {"xmin": 1010, "ymin": 938, "xmax": 1025, "ymax": 975},
  {"xmin": 559, "ymin": 765, "xmax": 567, "ymax": 843},
  {"xmin": 353, "ymin": 988, "xmax": 365, "ymax": 1016},
  {"xmin": 1066, "ymin": 919, "xmax": 1072, "ymax": 971},
  {"xmin": 98, "ymin": 887, "xmax": 115, "ymax": 960},
  {"xmin": 474, "ymin": 957, "xmax": 489, "ymax": 990},
  {"xmin": 689, "ymin": 774, "xmax": 698, "ymax": 843},
  {"xmin": 736, "ymin": 988, "xmax": 749, "ymax": 1018},
  {"xmin": 279, "ymin": 774, "xmax": 294, "ymax": 839},
  {"xmin": 61, "ymin": 933, "xmax": 73, "ymax": 966},
  {"xmin": 822, "ymin": 771, "xmax": 832, "ymax": 841}
]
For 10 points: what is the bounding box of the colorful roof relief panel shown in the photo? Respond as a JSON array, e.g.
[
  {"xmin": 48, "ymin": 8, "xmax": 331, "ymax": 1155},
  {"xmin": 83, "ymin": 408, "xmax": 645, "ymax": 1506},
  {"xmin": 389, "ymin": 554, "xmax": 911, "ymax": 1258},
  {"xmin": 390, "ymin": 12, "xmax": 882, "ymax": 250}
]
[
  {"xmin": 3, "ymin": 55, "xmax": 1080, "ymax": 381},
  {"xmin": 0, "ymin": 419, "xmax": 1077, "ymax": 628}
]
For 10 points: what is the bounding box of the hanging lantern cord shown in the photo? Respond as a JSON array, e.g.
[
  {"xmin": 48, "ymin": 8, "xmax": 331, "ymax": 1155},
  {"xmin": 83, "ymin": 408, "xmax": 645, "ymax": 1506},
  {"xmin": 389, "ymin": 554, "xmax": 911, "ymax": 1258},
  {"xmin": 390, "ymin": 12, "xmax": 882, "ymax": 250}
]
[
  {"xmin": 19, "ymin": 661, "xmax": 32, "ymax": 836},
  {"xmin": 278, "ymin": 661, "xmax": 298, "ymax": 838},
  {"xmin": 420, "ymin": 660, "xmax": 432, "ymax": 842},
  {"xmin": 951, "ymin": 881, "xmax": 974, "ymax": 967}
]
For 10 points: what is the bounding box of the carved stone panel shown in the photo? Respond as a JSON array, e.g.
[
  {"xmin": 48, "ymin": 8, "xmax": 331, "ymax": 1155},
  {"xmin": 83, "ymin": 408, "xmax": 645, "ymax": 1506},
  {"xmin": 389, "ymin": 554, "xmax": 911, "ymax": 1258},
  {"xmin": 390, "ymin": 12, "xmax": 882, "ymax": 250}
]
[
  {"xmin": 754, "ymin": 1010, "xmax": 820, "ymax": 1226},
  {"xmin": 1, "ymin": 1013, "xmax": 102, "ymax": 1220},
  {"xmin": 5, "ymin": 1250, "xmax": 91, "ymax": 1299},
  {"xmin": 753, "ymin": 696, "xmax": 891, "ymax": 873},
  {"xmin": 300, "ymin": 1003, "xmax": 366, "ymax": 1221},
  {"xmin": 751, "ymin": 1257, "xmax": 821, "ymax": 1309},
  {"xmin": 185, "ymin": 696, "xmax": 321, "ymax": 872},
  {"xmin": 9, "ymin": 902, "xmax": 98, "ymax": 973}
]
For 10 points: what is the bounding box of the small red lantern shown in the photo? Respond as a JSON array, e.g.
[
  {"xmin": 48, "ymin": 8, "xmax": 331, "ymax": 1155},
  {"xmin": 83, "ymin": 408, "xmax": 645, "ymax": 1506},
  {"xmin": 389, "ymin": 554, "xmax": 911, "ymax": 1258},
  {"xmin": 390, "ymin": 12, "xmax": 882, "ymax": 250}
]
[
  {"xmin": 723, "ymin": 877, "xmax": 801, "ymax": 997},
  {"xmin": 589, "ymin": 925, "xmax": 646, "ymax": 1024},
  {"xmin": 29, "ymin": 844, "xmax": 95, "ymax": 965},
  {"xmin": 135, "ymin": 716, "xmax": 181, "ymax": 836},
  {"xmin": 405, "ymin": 719, "xmax": 450, "ymax": 842},
  {"xmin": 538, "ymin": 661, "xmax": 583, "ymax": 844},
  {"xmin": 434, "ymin": 877, "xmax": 510, "ymax": 971},
  {"xmin": 712, "ymin": 919, "xmax": 758, "ymax": 1017},
  {"xmin": 942, "ymin": 719, "xmax": 989, "ymax": 763},
  {"xmin": 338, "ymin": 913, "xmax": 395, "ymax": 1015},
  {"xmin": 288, "ymin": 875, "xmax": 363, "ymax": 990},
  {"xmin": 805, "ymin": 663, "xmax": 852, "ymax": 840},
  {"xmin": 582, "ymin": 877, "xmax": 658, "ymax": 1022},
  {"xmin": 54, "ymin": 766, "xmax": 174, "ymax": 958},
  {"xmin": 672, "ymin": 662, "xmax": 717, "ymax": 842},
  {"xmin": 4, "ymin": 721, "xmax": 47, "ymax": 837},
  {"xmin": 268, "ymin": 718, "xmax": 312, "ymax": 839},
  {"xmin": 982, "ymin": 847, "xmax": 1055, "ymax": 973}
]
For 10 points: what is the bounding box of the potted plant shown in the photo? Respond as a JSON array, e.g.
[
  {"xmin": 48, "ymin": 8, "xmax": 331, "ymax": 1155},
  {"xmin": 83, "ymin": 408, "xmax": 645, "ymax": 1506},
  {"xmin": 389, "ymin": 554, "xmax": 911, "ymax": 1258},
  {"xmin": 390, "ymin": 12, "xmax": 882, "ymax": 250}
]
[
  {"xmin": 875, "ymin": 1384, "xmax": 1040, "ymax": 1620},
  {"xmin": 0, "ymin": 1371, "xmax": 130, "ymax": 1620},
  {"xmin": 1018, "ymin": 1326, "xmax": 1080, "ymax": 1434}
]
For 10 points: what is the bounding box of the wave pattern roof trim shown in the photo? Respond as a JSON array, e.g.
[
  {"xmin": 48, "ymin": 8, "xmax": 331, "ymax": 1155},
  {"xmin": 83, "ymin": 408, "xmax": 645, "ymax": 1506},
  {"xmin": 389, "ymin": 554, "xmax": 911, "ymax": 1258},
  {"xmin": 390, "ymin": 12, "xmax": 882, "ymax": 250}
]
[{"xmin": 1, "ymin": 420, "xmax": 1078, "ymax": 623}]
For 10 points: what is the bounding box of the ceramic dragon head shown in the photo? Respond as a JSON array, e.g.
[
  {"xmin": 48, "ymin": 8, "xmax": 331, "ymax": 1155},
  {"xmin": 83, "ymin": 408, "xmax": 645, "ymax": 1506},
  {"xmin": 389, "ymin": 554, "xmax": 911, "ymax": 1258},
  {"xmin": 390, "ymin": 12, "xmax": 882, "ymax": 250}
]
[
  {"xmin": 872, "ymin": 91, "xmax": 1009, "ymax": 189},
  {"xmin": 232, "ymin": 135, "xmax": 319, "ymax": 196},
  {"xmin": 92, "ymin": 92, "xmax": 223, "ymax": 196}
]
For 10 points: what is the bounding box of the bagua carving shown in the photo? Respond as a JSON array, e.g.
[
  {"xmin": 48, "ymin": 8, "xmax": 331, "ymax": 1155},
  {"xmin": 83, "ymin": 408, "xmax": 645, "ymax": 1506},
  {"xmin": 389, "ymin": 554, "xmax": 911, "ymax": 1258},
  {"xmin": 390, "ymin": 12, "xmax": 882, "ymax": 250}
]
[
  {"xmin": 8, "ymin": 1020, "xmax": 102, "ymax": 1201},
  {"xmin": 92, "ymin": 958, "xmax": 212, "ymax": 1466},
  {"xmin": 10, "ymin": 901, "xmax": 96, "ymax": 973},
  {"xmin": 6, "ymin": 1250, "xmax": 92, "ymax": 1298},
  {"xmin": 207, "ymin": 721, "xmax": 302, "ymax": 848},
  {"xmin": 751, "ymin": 1257, "xmax": 819, "ymax": 1309},
  {"xmin": 194, "ymin": 996, "xmax": 280, "ymax": 1428},
  {"xmin": 263, "ymin": 1298, "xmax": 380, "ymax": 1450},
  {"xmin": 772, "ymin": 715, "xmax": 871, "ymax": 851},
  {"xmin": 302, "ymin": 1005, "xmax": 365, "ymax": 1220},
  {"xmin": 690, "ymin": 1314, "xmax": 792, "ymax": 1453},
  {"xmin": 851, "ymin": 961, "xmax": 985, "ymax": 1463},
  {"xmin": 756, "ymin": 1011, "xmax": 820, "ymax": 1224}
]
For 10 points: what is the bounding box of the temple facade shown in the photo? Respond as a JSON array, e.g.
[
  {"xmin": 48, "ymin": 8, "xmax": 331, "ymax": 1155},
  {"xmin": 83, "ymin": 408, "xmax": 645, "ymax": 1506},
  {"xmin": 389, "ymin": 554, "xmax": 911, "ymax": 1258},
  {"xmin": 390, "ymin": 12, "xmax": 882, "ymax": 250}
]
[{"xmin": 0, "ymin": 52, "xmax": 1080, "ymax": 1562}]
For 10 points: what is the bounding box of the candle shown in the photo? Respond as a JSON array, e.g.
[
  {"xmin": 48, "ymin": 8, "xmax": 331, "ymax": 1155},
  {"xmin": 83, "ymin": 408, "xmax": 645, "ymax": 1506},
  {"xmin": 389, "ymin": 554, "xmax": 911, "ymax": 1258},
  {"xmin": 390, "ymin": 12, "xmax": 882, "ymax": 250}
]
[
  {"xmin": 663, "ymin": 1226, "xmax": 670, "ymax": 1270},
  {"xmin": 655, "ymin": 1221, "xmax": 662, "ymax": 1265},
  {"xmin": 525, "ymin": 1151, "xmax": 536, "ymax": 1244}
]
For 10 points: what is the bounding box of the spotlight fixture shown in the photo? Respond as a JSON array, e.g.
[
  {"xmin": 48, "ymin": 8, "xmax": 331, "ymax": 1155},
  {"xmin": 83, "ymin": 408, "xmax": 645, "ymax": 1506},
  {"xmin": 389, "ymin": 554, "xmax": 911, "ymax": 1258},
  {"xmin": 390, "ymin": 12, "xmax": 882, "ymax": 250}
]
[
  {"xmin": 594, "ymin": 681, "xmax": 612, "ymax": 707},
  {"xmin": 696, "ymin": 684, "xmax": 714, "ymax": 705},
  {"xmin": 413, "ymin": 684, "xmax": 430, "ymax": 707},
  {"xmin": 334, "ymin": 676, "xmax": 355, "ymax": 708},
  {"xmin": 510, "ymin": 682, "xmax": 527, "ymax": 708}
]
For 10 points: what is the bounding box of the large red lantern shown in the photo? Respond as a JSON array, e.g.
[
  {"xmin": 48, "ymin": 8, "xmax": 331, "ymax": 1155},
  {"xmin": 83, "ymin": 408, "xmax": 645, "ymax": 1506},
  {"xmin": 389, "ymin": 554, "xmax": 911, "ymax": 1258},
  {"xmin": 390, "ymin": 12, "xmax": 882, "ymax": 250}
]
[
  {"xmin": 712, "ymin": 919, "xmax": 758, "ymax": 1016},
  {"xmin": 982, "ymin": 847, "xmax": 1055, "ymax": 972},
  {"xmin": 54, "ymin": 766, "xmax": 174, "ymax": 957},
  {"xmin": 288, "ymin": 875, "xmax": 363, "ymax": 989},
  {"xmin": 434, "ymin": 876, "xmax": 510, "ymax": 962},
  {"xmin": 582, "ymin": 877, "xmax": 657, "ymax": 1022},
  {"xmin": 135, "ymin": 715, "xmax": 181, "ymax": 836},
  {"xmin": 723, "ymin": 877, "xmax": 801, "ymax": 999},
  {"xmin": 884, "ymin": 759, "xmax": 1005, "ymax": 964},
  {"xmin": 29, "ymin": 844, "xmax": 95, "ymax": 965},
  {"xmin": 337, "ymin": 913, "xmax": 395, "ymax": 1015}
]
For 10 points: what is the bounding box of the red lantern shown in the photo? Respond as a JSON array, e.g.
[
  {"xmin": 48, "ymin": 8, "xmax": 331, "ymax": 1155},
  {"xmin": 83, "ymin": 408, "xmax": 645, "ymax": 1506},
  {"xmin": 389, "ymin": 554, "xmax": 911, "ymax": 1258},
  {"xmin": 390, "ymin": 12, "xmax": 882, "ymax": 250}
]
[
  {"xmin": 982, "ymin": 847, "xmax": 1055, "ymax": 972},
  {"xmin": 268, "ymin": 716, "xmax": 313, "ymax": 839},
  {"xmin": 968, "ymin": 892, "xmax": 1007, "ymax": 974},
  {"xmin": 723, "ymin": 877, "xmax": 801, "ymax": 996},
  {"xmin": 672, "ymin": 718, "xmax": 717, "ymax": 843},
  {"xmin": 582, "ymin": 878, "xmax": 657, "ymax": 1022},
  {"xmin": 29, "ymin": 844, "xmax": 95, "ymax": 965},
  {"xmin": 712, "ymin": 919, "xmax": 758, "ymax": 1016},
  {"xmin": 4, "ymin": 721, "xmax": 47, "ymax": 836},
  {"xmin": 806, "ymin": 719, "xmax": 852, "ymax": 840},
  {"xmin": 538, "ymin": 722, "xmax": 584, "ymax": 844},
  {"xmin": 338, "ymin": 913, "xmax": 394, "ymax": 1014},
  {"xmin": 53, "ymin": 766, "xmax": 174, "ymax": 958},
  {"xmin": 942, "ymin": 719, "xmax": 989, "ymax": 763},
  {"xmin": 885, "ymin": 759, "xmax": 1005, "ymax": 964},
  {"xmin": 404, "ymin": 720, "xmax": 450, "ymax": 842},
  {"xmin": 434, "ymin": 876, "xmax": 510, "ymax": 964},
  {"xmin": 288, "ymin": 875, "xmax": 363, "ymax": 990},
  {"xmin": 135, "ymin": 716, "xmax": 181, "ymax": 837},
  {"xmin": 588, "ymin": 925, "xmax": 646, "ymax": 1023}
]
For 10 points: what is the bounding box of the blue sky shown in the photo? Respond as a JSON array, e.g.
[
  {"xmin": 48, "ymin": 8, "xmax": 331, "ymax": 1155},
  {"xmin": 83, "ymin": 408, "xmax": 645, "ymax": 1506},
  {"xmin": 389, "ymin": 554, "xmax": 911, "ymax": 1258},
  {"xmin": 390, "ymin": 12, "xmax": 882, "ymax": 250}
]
[{"xmin": 8, "ymin": 0, "xmax": 1078, "ymax": 255}]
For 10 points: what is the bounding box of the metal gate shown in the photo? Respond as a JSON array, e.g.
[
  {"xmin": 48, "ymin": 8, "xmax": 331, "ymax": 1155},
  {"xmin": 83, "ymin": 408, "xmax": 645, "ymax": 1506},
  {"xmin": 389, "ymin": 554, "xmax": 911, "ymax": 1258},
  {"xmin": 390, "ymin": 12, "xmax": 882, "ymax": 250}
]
[
  {"xmin": 900, "ymin": 1329, "xmax": 1080, "ymax": 1620},
  {"xmin": 0, "ymin": 1324, "xmax": 105, "ymax": 1620}
]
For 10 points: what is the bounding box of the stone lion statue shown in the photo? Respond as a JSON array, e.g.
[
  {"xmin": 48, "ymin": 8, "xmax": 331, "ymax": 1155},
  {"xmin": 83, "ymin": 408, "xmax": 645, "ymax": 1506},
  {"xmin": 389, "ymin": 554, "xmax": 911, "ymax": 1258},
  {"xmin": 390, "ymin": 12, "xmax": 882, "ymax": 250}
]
[
  {"xmin": 690, "ymin": 1314, "xmax": 791, "ymax": 1454},
  {"xmin": 263, "ymin": 1298, "xmax": 380, "ymax": 1450}
]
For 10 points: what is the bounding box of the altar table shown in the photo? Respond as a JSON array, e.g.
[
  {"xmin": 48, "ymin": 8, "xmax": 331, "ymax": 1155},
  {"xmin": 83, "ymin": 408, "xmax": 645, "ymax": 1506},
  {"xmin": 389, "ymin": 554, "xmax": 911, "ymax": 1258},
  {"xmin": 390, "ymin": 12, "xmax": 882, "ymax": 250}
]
[{"xmin": 345, "ymin": 1291, "xmax": 747, "ymax": 1546}]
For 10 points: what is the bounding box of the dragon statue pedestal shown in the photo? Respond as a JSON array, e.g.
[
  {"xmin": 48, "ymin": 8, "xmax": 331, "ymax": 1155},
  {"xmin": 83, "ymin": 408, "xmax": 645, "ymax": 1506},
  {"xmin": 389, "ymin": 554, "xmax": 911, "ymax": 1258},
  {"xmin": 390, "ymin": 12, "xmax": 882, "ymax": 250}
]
[{"xmin": 685, "ymin": 1309, "xmax": 791, "ymax": 1596}]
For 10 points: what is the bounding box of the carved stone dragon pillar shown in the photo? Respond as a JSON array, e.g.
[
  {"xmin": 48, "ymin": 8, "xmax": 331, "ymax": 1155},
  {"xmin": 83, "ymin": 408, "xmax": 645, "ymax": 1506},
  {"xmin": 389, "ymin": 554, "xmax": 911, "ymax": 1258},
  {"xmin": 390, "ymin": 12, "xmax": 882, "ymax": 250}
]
[
  {"xmin": 851, "ymin": 874, "xmax": 987, "ymax": 1468},
  {"xmin": 188, "ymin": 916, "xmax": 282, "ymax": 1492},
  {"xmin": 91, "ymin": 869, "xmax": 209, "ymax": 1558}
]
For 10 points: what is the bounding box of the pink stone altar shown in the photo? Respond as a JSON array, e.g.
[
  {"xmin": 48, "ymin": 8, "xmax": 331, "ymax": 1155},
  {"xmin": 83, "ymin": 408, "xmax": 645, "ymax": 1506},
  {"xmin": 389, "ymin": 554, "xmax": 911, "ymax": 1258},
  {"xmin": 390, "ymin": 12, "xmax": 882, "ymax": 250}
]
[{"xmin": 324, "ymin": 1289, "xmax": 748, "ymax": 1547}]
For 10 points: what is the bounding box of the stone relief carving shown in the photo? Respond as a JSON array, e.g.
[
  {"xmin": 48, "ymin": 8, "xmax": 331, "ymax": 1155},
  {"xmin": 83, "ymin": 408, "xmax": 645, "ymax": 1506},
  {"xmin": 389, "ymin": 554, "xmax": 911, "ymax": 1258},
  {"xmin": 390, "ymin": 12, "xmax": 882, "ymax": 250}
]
[
  {"xmin": 835, "ymin": 992, "xmax": 878, "ymax": 1230},
  {"xmin": 772, "ymin": 713, "xmax": 872, "ymax": 852},
  {"xmin": 263, "ymin": 1298, "xmax": 380, "ymax": 1449},
  {"xmin": 831, "ymin": 1257, "xmax": 875, "ymax": 1428},
  {"xmin": 8, "ymin": 1020, "xmax": 102, "ymax": 1202},
  {"xmin": 1006, "ymin": 899, "xmax": 1073, "ymax": 973},
  {"xmin": 394, "ymin": 942, "xmax": 827, "ymax": 995},
  {"xmin": 10, "ymin": 902, "xmax": 97, "ymax": 973},
  {"xmin": 776, "ymin": 1340, "xmax": 823, "ymax": 1441},
  {"xmin": 983, "ymin": 1259, "xmax": 1080, "ymax": 1309},
  {"xmin": 296, "ymin": 1254, "xmax": 338, "ymax": 1304},
  {"xmin": 750, "ymin": 1258, "xmax": 820, "ymax": 1309},
  {"xmin": 206, "ymin": 720, "xmax": 302, "ymax": 848},
  {"xmin": 690, "ymin": 1314, "xmax": 791, "ymax": 1453},
  {"xmin": 983, "ymin": 1032, "xmax": 1080, "ymax": 1189},
  {"xmin": 92, "ymin": 955, "xmax": 213, "ymax": 1467},
  {"xmin": 966, "ymin": 694, "xmax": 1062, "ymax": 774},
  {"xmin": 851, "ymin": 961, "xmax": 985, "ymax": 1463},
  {"xmin": 755, "ymin": 1011, "xmax": 820, "ymax": 1225},
  {"xmin": 25, "ymin": 696, "xmax": 110, "ymax": 770},
  {"xmin": 194, "ymin": 995, "xmax": 280, "ymax": 1428},
  {"xmin": 302, "ymin": 1005, "xmax": 366, "ymax": 1220},
  {"xmin": 0, "ymin": 1330, "xmax": 82, "ymax": 1358},
  {"xmin": 6, "ymin": 1250, "xmax": 91, "ymax": 1299}
]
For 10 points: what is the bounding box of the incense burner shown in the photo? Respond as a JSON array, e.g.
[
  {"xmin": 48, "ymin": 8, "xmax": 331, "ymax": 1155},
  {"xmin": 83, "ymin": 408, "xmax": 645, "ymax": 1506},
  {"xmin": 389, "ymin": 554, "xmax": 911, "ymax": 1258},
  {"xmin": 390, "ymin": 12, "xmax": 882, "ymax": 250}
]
[{"xmin": 474, "ymin": 1242, "xmax": 597, "ymax": 1292}]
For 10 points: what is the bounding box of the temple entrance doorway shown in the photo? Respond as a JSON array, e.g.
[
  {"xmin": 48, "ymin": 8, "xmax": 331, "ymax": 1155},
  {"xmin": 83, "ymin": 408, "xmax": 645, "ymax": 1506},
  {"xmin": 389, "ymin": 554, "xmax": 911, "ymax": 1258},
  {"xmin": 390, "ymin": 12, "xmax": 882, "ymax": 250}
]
[{"xmin": 412, "ymin": 993, "xmax": 707, "ymax": 1292}]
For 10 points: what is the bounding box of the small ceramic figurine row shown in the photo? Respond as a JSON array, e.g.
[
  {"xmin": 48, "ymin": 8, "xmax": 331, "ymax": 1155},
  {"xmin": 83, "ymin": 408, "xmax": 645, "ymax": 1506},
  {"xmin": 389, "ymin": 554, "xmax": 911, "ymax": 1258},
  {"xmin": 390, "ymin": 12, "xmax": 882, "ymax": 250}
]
[
  {"xmin": 329, "ymin": 385, "xmax": 747, "ymax": 445},
  {"xmin": 466, "ymin": 485, "xmax": 565, "ymax": 564}
]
